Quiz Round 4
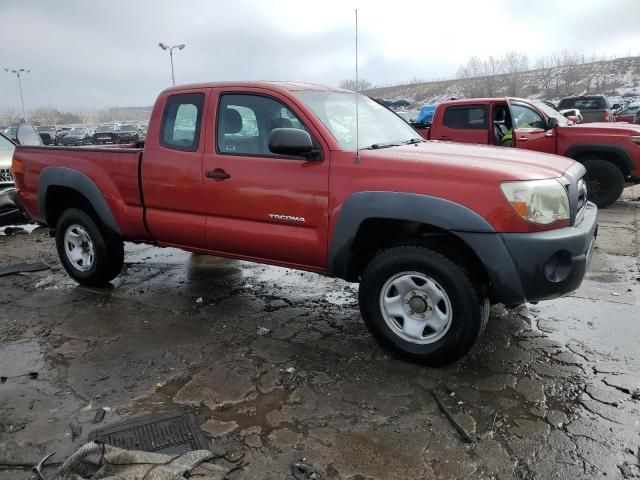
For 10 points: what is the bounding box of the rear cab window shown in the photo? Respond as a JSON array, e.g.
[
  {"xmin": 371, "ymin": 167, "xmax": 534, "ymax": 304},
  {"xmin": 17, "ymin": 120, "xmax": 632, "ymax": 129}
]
[
  {"xmin": 442, "ymin": 105, "xmax": 488, "ymax": 130},
  {"xmin": 160, "ymin": 92, "xmax": 204, "ymax": 151},
  {"xmin": 558, "ymin": 97, "xmax": 609, "ymax": 110}
]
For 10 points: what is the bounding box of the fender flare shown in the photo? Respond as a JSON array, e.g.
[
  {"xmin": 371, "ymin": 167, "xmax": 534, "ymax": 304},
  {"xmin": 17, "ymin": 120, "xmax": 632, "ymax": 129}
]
[
  {"xmin": 328, "ymin": 191, "xmax": 495, "ymax": 279},
  {"xmin": 565, "ymin": 143, "xmax": 633, "ymax": 174},
  {"xmin": 38, "ymin": 166, "xmax": 121, "ymax": 235}
]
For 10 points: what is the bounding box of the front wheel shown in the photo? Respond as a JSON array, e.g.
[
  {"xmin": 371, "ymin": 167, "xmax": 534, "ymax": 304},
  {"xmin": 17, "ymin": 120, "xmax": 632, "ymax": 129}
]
[
  {"xmin": 583, "ymin": 159, "xmax": 624, "ymax": 208},
  {"xmin": 55, "ymin": 208, "xmax": 124, "ymax": 286},
  {"xmin": 359, "ymin": 245, "xmax": 488, "ymax": 366}
]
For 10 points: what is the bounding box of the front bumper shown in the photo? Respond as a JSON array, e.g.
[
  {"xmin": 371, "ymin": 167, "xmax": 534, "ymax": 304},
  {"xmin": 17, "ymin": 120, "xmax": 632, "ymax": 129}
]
[{"xmin": 458, "ymin": 202, "xmax": 598, "ymax": 305}]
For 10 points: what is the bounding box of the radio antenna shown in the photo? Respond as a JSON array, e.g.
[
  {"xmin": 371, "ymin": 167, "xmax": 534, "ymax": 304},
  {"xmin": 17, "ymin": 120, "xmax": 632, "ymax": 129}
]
[{"xmin": 354, "ymin": 8, "xmax": 360, "ymax": 164}]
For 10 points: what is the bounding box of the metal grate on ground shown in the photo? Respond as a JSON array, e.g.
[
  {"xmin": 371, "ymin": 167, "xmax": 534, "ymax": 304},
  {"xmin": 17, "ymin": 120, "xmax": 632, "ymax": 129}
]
[{"xmin": 89, "ymin": 411, "xmax": 207, "ymax": 454}]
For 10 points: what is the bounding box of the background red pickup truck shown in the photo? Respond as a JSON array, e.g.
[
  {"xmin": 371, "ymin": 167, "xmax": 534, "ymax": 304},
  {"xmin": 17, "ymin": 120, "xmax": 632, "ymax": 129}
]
[
  {"xmin": 414, "ymin": 97, "xmax": 640, "ymax": 208},
  {"xmin": 12, "ymin": 82, "xmax": 597, "ymax": 365}
]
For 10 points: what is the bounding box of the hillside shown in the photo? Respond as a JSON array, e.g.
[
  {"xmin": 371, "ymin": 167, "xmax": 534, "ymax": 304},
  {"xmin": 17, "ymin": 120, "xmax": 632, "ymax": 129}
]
[{"xmin": 367, "ymin": 56, "xmax": 640, "ymax": 107}]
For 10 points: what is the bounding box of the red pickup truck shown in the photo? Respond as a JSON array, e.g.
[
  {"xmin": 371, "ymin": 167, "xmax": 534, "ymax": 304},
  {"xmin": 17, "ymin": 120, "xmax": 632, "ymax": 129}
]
[
  {"xmin": 414, "ymin": 97, "xmax": 640, "ymax": 208},
  {"xmin": 12, "ymin": 82, "xmax": 597, "ymax": 365}
]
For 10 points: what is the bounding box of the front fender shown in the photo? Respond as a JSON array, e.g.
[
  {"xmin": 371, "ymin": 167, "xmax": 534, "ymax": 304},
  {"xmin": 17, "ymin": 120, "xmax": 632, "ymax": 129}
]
[{"xmin": 328, "ymin": 191, "xmax": 495, "ymax": 279}]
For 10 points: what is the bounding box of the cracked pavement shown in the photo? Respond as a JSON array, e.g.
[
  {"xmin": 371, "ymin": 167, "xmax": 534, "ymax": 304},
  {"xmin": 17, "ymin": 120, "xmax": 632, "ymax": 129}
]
[{"xmin": 1, "ymin": 187, "xmax": 639, "ymax": 479}]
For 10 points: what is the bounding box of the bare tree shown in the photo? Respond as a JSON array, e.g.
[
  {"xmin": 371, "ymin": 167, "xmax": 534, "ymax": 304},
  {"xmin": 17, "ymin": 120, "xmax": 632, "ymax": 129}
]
[
  {"xmin": 559, "ymin": 50, "xmax": 580, "ymax": 95},
  {"xmin": 503, "ymin": 51, "xmax": 529, "ymax": 96},
  {"xmin": 1, "ymin": 106, "xmax": 21, "ymax": 126},
  {"xmin": 29, "ymin": 107, "xmax": 62, "ymax": 125},
  {"xmin": 480, "ymin": 56, "xmax": 503, "ymax": 97},
  {"xmin": 456, "ymin": 56, "xmax": 484, "ymax": 96},
  {"xmin": 339, "ymin": 78, "xmax": 372, "ymax": 92},
  {"xmin": 534, "ymin": 55, "xmax": 556, "ymax": 96}
]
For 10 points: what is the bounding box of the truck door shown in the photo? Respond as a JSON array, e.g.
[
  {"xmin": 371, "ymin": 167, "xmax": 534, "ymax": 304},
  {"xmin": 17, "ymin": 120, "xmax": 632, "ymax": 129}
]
[
  {"xmin": 508, "ymin": 101, "xmax": 557, "ymax": 154},
  {"xmin": 201, "ymin": 89, "xmax": 330, "ymax": 270},
  {"xmin": 430, "ymin": 104, "xmax": 489, "ymax": 145},
  {"xmin": 141, "ymin": 91, "xmax": 207, "ymax": 248}
]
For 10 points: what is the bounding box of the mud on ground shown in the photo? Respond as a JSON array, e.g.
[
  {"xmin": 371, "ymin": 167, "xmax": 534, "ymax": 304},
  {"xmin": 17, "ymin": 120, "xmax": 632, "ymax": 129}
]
[{"xmin": 1, "ymin": 187, "xmax": 639, "ymax": 479}]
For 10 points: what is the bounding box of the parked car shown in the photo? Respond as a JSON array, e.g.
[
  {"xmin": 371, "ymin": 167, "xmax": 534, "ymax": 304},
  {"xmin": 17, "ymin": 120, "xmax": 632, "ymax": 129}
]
[
  {"xmin": 0, "ymin": 131, "xmax": 15, "ymax": 188},
  {"xmin": 138, "ymin": 124, "xmax": 148, "ymax": 142},
  {"xmin": 114, "ymin": 124, "xmax": 140, "ymax": 143},
  {"xmin": 557, "ymin": 95, "xmax": 613, "ymax": 123},
  {"xmin": 415, "ymin": 104, "xmax": 437, "ymax": 125},
  {"xmin": 542, "ymin": 101, "xmax": 582, "ymax": 123},
  {"xmin": 13, "ymin": 81, "xmax": 597, "ymax": 366},
  {"xmin": 413, "ymin": 97, "xmax": 640, "ymax": 208},
  {"xmin": 36, "ymin": 125, "xmax": 59, "ymax": 145},
  {"xmin": 614, "ymin": 103, "xmax": 640, "ymax": 123},
  {"xmin": 3, "ymin": 126, "xmax": 18, "ymax": 143},
  {"xmin": 62, "ymin": 127, "xmax": 94, "ymax": 146},
  {"xmin": 57, "ymin": 126, "xmax": 74, "ymax": 141},
  {"xmin": 93, "ymin": 124, "xmax": 119, "ymax": 144}
]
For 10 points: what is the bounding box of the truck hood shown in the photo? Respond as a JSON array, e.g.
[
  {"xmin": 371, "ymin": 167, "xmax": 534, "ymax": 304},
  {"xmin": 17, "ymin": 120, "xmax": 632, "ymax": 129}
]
[
  {"xmin": 570, "ymin": 122, "xmax": 640, "ymax": 133},
  {"xmin": 360, "ymin": 141, "xmax": 575, "ymax": 181}
]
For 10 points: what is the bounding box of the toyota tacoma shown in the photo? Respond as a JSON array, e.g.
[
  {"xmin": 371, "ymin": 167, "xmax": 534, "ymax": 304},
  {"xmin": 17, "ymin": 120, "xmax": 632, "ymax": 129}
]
[{"xmin": 11, "ymin": 82, "xmax": 597, "ymax": 365}]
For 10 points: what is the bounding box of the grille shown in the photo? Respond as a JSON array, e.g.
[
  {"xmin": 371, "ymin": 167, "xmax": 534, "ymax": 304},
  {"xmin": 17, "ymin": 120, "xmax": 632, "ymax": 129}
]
[
  {"xmin": 0, "ymin": 168, "xmax": 13, "ymax": 183},
  {"xmin": 576, "ymin": 176, "xmax": 588, "ymax": 214}
]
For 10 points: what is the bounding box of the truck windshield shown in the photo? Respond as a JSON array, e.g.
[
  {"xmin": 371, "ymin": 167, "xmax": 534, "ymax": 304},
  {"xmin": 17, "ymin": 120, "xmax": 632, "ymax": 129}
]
[{"xmin": 294, "ymin": 91, "xmax": 419, "ymax": 150}]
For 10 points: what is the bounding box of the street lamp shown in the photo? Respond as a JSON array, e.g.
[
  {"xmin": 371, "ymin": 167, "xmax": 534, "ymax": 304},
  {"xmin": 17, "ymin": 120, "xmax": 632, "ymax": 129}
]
[
  {"xmin": 158, "ymin": 43, "xmax": 185, "ymax": 86},
  {"xmin": 4, "ymin": 68, "xmax": 30, "ymax": 122}
]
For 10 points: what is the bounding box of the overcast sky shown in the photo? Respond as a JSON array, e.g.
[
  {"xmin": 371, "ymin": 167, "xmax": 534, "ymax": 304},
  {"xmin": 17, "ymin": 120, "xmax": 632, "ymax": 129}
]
[{"xmin": 1, "ymin": 0, "xmax": 639, "ymax": 111}]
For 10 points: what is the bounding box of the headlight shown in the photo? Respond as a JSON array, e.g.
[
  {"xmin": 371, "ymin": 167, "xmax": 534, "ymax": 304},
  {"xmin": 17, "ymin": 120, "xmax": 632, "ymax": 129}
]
[{"xmin": 500, "ymin": 179, "xmax": 570, "ymax": 225}]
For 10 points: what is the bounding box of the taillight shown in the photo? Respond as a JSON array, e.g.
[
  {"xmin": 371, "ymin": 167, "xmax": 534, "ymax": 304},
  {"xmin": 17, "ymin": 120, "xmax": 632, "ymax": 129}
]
[
  {"xmin": 11, "ymin": 157, "xmax": 24, "ymax": 175},
  {"xmin": 603, "ymin": 111, "xmax": 610, "ymax": 122}
]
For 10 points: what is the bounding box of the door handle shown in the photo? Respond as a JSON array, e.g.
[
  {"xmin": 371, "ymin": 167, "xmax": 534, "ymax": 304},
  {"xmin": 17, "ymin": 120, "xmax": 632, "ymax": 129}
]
[
  {"xmin": 518, "ymin": 137, "xmax": 529, "ymax": 142},
  {"xmin": 205, "ymin": 169, "xmax": 231, "ymax": 180},
  {"xmin": 545, "ymin": 131, "xmax": 554, "ymax": 138}
]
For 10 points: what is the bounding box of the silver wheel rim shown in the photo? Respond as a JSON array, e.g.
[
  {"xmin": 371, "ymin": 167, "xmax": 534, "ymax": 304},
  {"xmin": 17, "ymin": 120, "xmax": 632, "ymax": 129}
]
[
  {"xmin": 379, "ymin": 271, "xmax": 453, "ymax": 344},
  {"xmin": 64, "ymin": 224, "xmax": 95, "ymax": 272}
]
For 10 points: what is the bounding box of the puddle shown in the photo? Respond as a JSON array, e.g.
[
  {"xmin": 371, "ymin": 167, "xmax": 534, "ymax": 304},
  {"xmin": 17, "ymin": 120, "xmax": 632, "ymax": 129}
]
[{"xmin": 0, "ymin": 340, "xmax": 45, "ymax": 380}]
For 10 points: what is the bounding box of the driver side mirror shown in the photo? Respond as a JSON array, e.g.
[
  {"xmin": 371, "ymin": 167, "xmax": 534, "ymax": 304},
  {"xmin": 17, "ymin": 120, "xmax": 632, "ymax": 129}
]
[
  {"xmin": 612, "ymin": 104, "xmax": 621, "ymax": 110},
  {"xmin": 268, "ymin": 128, "xmax": 315, "ymax": 159},
  {"xmin": 546, "ymin": 117, "xmax": 558, "ymax": 130}
]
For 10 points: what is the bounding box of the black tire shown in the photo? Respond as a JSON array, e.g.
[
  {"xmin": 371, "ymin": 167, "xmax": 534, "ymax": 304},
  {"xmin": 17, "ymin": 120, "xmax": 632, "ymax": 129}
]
[
  {"xmin": 55, "ymin": 208, "xmax": 124, "ymax": 287},
  {"xmin": 583, "ymin": 159, "xmax": 624, "ymax": 209},
  {"xmin": 359, "ymin": 245, "xmax": 487, "ymax": 366}
]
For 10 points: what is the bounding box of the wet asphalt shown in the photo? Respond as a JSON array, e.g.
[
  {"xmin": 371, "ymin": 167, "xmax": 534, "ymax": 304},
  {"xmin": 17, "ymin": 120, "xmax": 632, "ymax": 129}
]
[{"xmin": 0, "ymin": 187, "xmax": 639, "ymax": 479}]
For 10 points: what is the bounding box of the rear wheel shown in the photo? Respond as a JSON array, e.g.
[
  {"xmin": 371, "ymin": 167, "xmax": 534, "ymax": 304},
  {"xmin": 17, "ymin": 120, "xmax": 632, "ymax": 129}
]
[
  {"xmin": 55, "ymin": 208, "xmax": 124, "ymax": 286},
  {"xmin": 583, "ymin": 159, "xmax": 624, "ymax": 208},
  {"xmin": 358, "ymin": 245, "xmax": 488, "ymax": 366}
]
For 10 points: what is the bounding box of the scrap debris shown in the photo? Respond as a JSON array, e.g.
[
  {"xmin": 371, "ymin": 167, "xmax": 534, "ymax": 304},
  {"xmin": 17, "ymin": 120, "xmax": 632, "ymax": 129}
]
[
  {"xmin": 0, "ymin": 262, "xmax": 49, "ymax": 277},
  {"xmin": 432, "ymin": 390, "xmax": 476, "ymax": 444}
]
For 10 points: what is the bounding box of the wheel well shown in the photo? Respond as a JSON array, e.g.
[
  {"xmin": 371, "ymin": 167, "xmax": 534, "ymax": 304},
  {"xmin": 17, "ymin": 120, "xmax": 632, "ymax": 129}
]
[
  {"xmin": 45, "ymin": 186, "xmax": 98, "ymax": 229},
  {"xmin": 345, "ymin": 218, "xmax": 490, "ymax": 290},
  {"xmin": 571, "ymin": 150, "xmax": 629, "ymax": 177}
]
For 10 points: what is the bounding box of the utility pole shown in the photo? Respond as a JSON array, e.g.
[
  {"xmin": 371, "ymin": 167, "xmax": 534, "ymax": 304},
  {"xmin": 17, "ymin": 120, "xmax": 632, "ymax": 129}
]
[
  {"xmin": 158, "ymin": 43, "xmax": 186, "ymax": 86},
  {"xmin": 4, "ymin": 68, "xmax": 30, "ymax": 121}
]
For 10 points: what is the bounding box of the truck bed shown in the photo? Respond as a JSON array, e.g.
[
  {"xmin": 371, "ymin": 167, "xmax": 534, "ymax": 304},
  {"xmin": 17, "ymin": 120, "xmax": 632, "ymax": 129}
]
[{"xmin": 13, "ymin": 145, "xmax": 149, "ymax": 239}]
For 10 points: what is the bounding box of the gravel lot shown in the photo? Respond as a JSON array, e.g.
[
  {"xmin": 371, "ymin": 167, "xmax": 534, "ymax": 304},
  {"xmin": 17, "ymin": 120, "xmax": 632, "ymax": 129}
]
[{"xmin": 1, "ymin": 187, "xmax": 639, "ymax": 479}]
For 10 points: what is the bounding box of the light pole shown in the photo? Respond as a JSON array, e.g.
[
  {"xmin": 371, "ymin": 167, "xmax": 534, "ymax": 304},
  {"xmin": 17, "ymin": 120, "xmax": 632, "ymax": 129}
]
[
  {"xmin": 4, "ymin": 68, "xmax": 30, "ymax": 122},
  {"xmin": 158, "ymin": 43, "xmax": 185, "ymax": 86}
]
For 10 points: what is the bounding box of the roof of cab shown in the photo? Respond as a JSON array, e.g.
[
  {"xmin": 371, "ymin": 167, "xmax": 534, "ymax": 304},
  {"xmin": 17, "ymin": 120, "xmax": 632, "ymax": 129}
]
[{"xmin": 161, "ymin": 81, "xmax": 351, "ymax": 95}]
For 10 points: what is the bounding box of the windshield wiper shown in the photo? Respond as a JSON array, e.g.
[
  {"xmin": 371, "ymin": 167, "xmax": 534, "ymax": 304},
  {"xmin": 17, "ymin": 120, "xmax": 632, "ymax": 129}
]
[
  {"xmin": 401, "ymin": 138, "xmax": 425, "ymax": 145},
  {"xmin": 363, "ymin": 142, "xmax": 401, "ymax": 150}
]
